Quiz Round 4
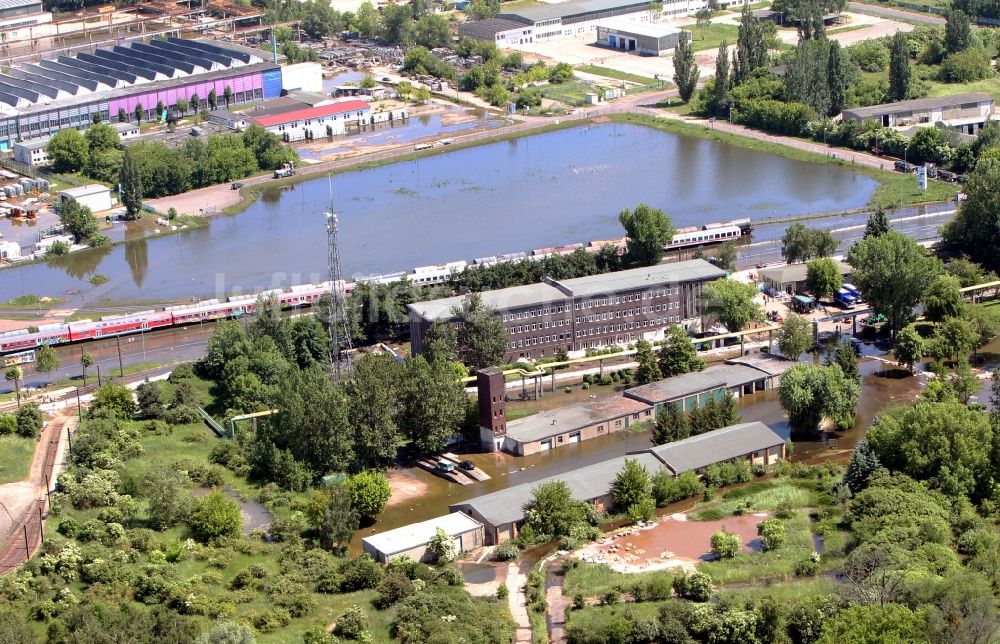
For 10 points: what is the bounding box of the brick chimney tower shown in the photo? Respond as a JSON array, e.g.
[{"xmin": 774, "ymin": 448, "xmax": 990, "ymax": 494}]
[{"xmin": 476, "ymin": 367, "xmax": 506, "ymax": 452}]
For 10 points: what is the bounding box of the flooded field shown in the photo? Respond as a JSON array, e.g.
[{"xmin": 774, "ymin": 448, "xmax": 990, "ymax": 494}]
[{"xmin": 0, "ymin": 122, "xmax": 878, "ymax": 305}]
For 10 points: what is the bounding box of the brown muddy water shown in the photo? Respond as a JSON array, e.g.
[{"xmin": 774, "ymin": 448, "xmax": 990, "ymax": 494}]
[{"xmin": 593, "ymin": 513, "xmax": 768, "ymax": 565}]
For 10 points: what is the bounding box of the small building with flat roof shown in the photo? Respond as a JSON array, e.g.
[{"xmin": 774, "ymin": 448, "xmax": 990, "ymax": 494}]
[
  {"xmin": 113, "ymin": 122, "xmax": 140, "ymax": 141},
  {"xmin": 208, "ymin": 109, "xmax": 249, "ymax": 130},
  {"xmin": 451, "ymin": 420, "xmax": 788, "ymax": 544},
  {"xmin": 458, "ymin": 18, "xmax": 535, "ymax": 47},
  {"xmin": 759, "ymin": 260, "xmax": 852, "ymax": 296},
  {"xmin": 841, "ymin": 93, "xmax": 995, "ymax": 134},
  {"xmin": 361, "ymin": 513, "xmax": 484, "ymax": 564},
  {"xmin": 623, "ymin": 361, "xmax": 785, "ymax": 413},
  {"xmin": 59, "ymin": 183, "xmax": 112, "ymax": 212},
  {"xmin": 504, "ymin": 395, "xmax": 652, "ymax": 455},
  {"xmin": 13, "ymin": 137, "xmax": 48, "ymax": 166},
  {"xmin": 596, "ymin": 19, "xmax": 685, "ymax": 56}
]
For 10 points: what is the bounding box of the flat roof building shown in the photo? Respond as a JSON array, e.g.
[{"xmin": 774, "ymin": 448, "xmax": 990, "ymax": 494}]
[
  {"xmin": 451, "ymin": 421, "xmax": 788, "ymax": 544},
  {"xmin": 841, "ymin": 93, "xmax": 995, "ymax": 134},
  {"xmin": 759, "ymin": 260, "xmax": 851, "ymax": 295},
  {"xmin": 59, "ymin": 184, "xmax": 112, "ymax": 213},
  {"xmin": 251, "ymin": 99, "xmax": 371, "ymax": 141},
  {"xmin": 361, "ymin": 513, "xmax": 484, "ymax": 564},
  {"xmin": 458, "ymin": 18, "xmax": 536, "ymax": 47},
  {"xmin": 12, "ymin": 136, "xmax": 47, "ymax": 166},
  {"xmin": 504, "ymin": 395, "xmax": 652, "ymax": 455},
  {"xmin": 409, "ymin": 259, "xmax": 726, "ymax": 363},
  {"xmin": 623, "ymin": 360, "xmax": 791, "ymax": 413},
  {"xmin": 596, "ymin": 19, "xmax": 685, "ymax": 56}
]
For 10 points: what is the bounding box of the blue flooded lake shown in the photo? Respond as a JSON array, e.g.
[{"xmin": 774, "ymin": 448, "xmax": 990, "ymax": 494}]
[{"xmin": 0, "ymin": 122, "xmax": 878, "ymax": 304}]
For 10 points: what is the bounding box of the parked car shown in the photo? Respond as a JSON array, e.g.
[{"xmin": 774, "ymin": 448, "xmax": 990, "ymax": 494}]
[
  {"xmin": 458, "ymin": 460, "xmax": 475, "ymax": 471},
  {"xmin": 231, "ymin": 182, "xmax": 243, "ymax": 190},
  {"xmin": 435, "ymin": 461, "xmax": 455, "ymax": 473},
  {"xmin": 937, "ymin": 169, "xmax": 957, "ymax": 182},
  {"xmin": 894, "ymin": 160, "xmax": 916, "ymax": 173}
]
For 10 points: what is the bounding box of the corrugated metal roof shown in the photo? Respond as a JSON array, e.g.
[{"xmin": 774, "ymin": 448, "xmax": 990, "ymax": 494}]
[
  {"xmin": 450, "ymin": 452, "xmax": 666, "ymax": 527},
  {"xmin": 506, "ymin": 395, "xmax": 650, "ymax": 443},
  {"xmin": 759, "ymin": 260, "xmax": 851, "ymax": 285},
  {"xmin": 501, "ymin": 0, "xmax": 651, "ymax": 23},
  {"xmin": 252, "ymin": 100, "xmax": 370, "ymax": 127},
  {"xmin": 410, "ymin": 259, "xmax": 724, "ymax": 322},
  {"xmin": 843, "ymin": 92, "xmax": 993, "ymax": 119},
  {"xmin": 458, "ymin": 18, "xmax": 529, "ymax": 40},
  {"xmin": 0, "ymin": 0, "xmax": 41, "ymax": 10},
  {"xmin": 647, "ymin": 421, "xmax": 788, "ymax": 474},
  {"xmin": 362, "ymin": 513, "xmax": 482, "ymax": 556},
  {"xmin": 623, "ymin": 365, "xmax": 732, "ymax": 405}
]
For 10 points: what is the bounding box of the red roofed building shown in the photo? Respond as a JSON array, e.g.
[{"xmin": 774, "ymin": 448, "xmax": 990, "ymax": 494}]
[{"xmin": 252, "ymin": 99, "xmax": 371, "ymax": 141}]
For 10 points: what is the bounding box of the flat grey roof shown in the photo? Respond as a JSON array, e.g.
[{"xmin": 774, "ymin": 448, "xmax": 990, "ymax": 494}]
[
  {"xmin": 0, "ymin": 0, "xmax": 40, "ymax": 9},
  {"xmin": 501, "ymin": 0, "xmax": 651, "ymax": 23},
  {"xmin": 647, "ymin": 421, "xmax": 788, "ymax": 474},
  {"xmin": 843, "ymin": 92, "xmax": 993, "ymax": 119},
  {"xmin": 15, "ymin": 137, "xmax": 48, "ymax": 150},
  {"xmin": 409, "ymin": 259, "xmax": 725, "ymax": 322},
  {"xmin": 451, "ymin": 452, "xmax": 666, "ymax": 527},
  {"xmin": 458, "ymin": 18, "xmax": 529, "ymax": 39},
  {"xmin": 362, "ymin": 513, "xmax": 482, "ymax": 556},
  {"xmin": 506, "ymin": 395, "xmax": 649, "ymax": 444},
  {"xmin": 724, "ymin": 354, "xmax": 797, "ymax": 378},
  {"xmin": 759, "ymin": 260, "xmax": 851, "ymax": 285},
  {"xmin": 209, "ymin": 109, "xmax": 247, "ymax": 121},
  {"xmin": 623, "ymin": 365, "xmax": 733, "ymax": 405}
]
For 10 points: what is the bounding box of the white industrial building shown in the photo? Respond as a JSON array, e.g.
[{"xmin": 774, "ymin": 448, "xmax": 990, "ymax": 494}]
[
  {"xmin": 13, "ymin": 137, "xmax": 47, "ymax": 166},
  {"xmin": 251, "ymin": 99, "xmax": 371, "ymax": 141},
  {"xmin": 280, "ymin": 62, "xmax": 323, "ymax": 94},
  {"xmin": 0, "ymin": 240, "xmax": 21, "ymax": 260},
  {"xmin": 59, "ymin": 184, "xmax": 113, "ymax": 212},
  {"xmin": 361, "ymin": 513, "xmax": 485, "ymax": 564}
]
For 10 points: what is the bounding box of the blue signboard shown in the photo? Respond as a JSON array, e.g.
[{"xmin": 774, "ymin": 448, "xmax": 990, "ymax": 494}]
[
  {"xmin": 916, "ymin": 166, "xmax": 927, "ymax": 191},
  {"xmin": 263, "ymin": 69, "xmax": 283, "ymax": 99}
]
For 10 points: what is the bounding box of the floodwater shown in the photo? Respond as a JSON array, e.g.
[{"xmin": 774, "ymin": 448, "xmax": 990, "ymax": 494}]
[
  {"xmin": 0, "ymin": 122, "xmax": 877, "ymax": 305},
  {"xmin": 592, "ymin": 513, "xmax": 767, "ymax": 563}
]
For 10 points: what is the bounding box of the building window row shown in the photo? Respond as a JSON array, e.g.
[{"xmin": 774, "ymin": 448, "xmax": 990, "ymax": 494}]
[
  {"xmin": 508, "ymin": 318, "xmax": 570, "ymax": 334},
  {"xmin": 501, "ymin": 305, "xmax": 567, "ymax": 321}
]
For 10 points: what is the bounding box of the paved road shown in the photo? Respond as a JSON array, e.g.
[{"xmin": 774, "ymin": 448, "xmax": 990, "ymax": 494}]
[{"xmin": 848, "ymin": 1, "xmax": 945, "ymax": 25}]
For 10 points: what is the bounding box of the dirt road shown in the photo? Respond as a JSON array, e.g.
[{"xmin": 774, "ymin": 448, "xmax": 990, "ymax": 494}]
[
  {"xmin": 0, "ymin": 410, "xmax": 75, "ymax": 575},
  {"xmin": 848, "ymin": 1, "xmax": 945, "ymax": 24}
]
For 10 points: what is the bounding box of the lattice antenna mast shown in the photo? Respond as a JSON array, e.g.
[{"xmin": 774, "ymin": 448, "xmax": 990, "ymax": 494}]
[{"xmin": 326, "ymin": 191, "xmax": 353, "ymax": 381}]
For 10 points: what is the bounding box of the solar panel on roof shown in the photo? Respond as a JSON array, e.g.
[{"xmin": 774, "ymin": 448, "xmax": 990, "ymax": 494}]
[
  {"xmin": 0, "ymin": 82, "xmax": 39, "ymax": 102},
  {"xmin": 114, "ymin": 45, "xmax": 194, "ymax": 75},
  {"xmin": 58, "ymin": 56, "xmax": 136, "ymax": 85},
  {"xmin": 171, "ymin": 37, "xmax": 253, "ymax": 64},
  {"xmin": 39, "ymin": 60, "xmax": 117, "ymax": 89},
  {"xmin": 99, "ymin": 48, "xmax": 174, "ymax": 78},
  {"xmin": 22, "ymin": 64, "xmax": 98, "ymax": 92},
  {"xmin": 0, "ymin": 91, "xmax": 22, "ymax": 108},
  {"xmin": 8, "ymin": 68, "xmax": 80, "ymax": 95},
  {"xmin": 78, "ymin": 52, "xmax": 156, "ymax": 82},
  {"xmin": 147, "ymin": 40, "xmax": 235, "ymax": 68},
  {"xmin": 130, "ymin": 42, "xmax": 212, "ymax": 73},
  {"xmin": 0, "ymin": 74, "xmax": 61, "ymax": 99}
]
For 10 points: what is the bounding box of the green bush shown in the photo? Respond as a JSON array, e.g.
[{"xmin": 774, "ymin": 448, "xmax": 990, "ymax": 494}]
[
  {"xmin": 189, "ymin": 490, "xmax": 242, "ymax": 543},
  {"xmin": 339, "ymin": 554, "xmax": 382, "ymax": 591},
  {"xmin": 377, "ymin": 572, "xmax": 414, "ymax": 608},
  {"xmin": 333, "ymin": 605, "xmax": 369, "ymax": 639},
  {"xmin": 710, "ymin": 530, "xmax": 741, "ymax": 559},
  {"xmin": 673, "ymin": 571, "xmax": 714, "ymax": 601},
  {"xmin": 938, "ymin": 49, "xmax": 994, "ymax": 83},
  {"xmin": 757, "ymin": 518, "xmax": 787, "ymax": 551},
  {"xmin": 492, "ymin": 540, "xmax": 520, "ymax": 561}
]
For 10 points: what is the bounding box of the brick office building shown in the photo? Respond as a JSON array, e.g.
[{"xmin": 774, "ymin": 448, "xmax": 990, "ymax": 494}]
[{"xmin": 408, "ymin": 259, "xmax": 725, "ymax": 364}]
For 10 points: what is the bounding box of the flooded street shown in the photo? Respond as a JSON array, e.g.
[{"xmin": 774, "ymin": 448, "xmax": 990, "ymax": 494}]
[{"xmin": 0, "ymin": 122, "xmax": 878, "ymax": 305}]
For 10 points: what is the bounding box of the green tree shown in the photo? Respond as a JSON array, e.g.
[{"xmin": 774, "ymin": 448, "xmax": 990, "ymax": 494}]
[
  {"xmin": 847, "ymin": 231, "xmax": 941, "ymax": 336},
  {"xmin": 864, "ymin": 206, "xmax": 892, "ymax": 239},
  {"xmin": 944, "ymin": 9, "xmax": 973, "ymax": 53},
  {"xmin": 427, "ymin": 527, "xmax": 457, "ymax": 563},
  {"xmin": 843, "ymin": 440, "xmax": 881, "ymax": 494},
  {"xmin": 453, "ymin": 294, "xmax": 508, "ymax": 369},
  {"xmin": 757, "ymin": 517, "xmax": 786, "ymax": 551},
  {"xmin": 611, "ymin": 458, "xmax": 654, "ymax": 519},
  {"xmin": 713, "ymin": 40, "xmax": 731, "ymax": 117},
  {"xmin": 135, "ymin": 381, "xmax": 164, "ymax": 420},
  {"xmin": 344, "ymin": 353, "xmax": 402, "ymax": 471},
  {"xmin": 818, "ymin": 604, "xmax": 929, "ymax": 644},
  {"xmin": 466, "ymin": 0, "xmax": 500, "ymax": 20},
  {"xmin": 826, "ymin": 339, "xmax": 860, "ymax": 381},
  {"xmin": 657, "ymin": 325, "xmax": 704, "ymax": 376},
  {"xmin": 35, "ymin": 344, "xmax": 61, "ymax": 376},
  {"xmin": 176, "ymin": 97, "xmax": 189, "ymax": 116},
  {"xmin": 652, "ymin": 403, "xmax": 691, "ymax": 445},
  {"xmin": 703, "ymin": 278, "xmax": 763, "ymax": 332},
  {"xmin": 949, "ymin": 359, "xmax": 980, "ymax": 404},
  {"xmin": 46, "ymin": 128, "xmax": 89, "ymax": 173},
  {"xmin": 777, "ymin": 314, "xmax": 813, "ymax": 360},
  {"xmin": 715, "ymin": 241, "xmax": 737, "ymax": 273},
  {"xmin": 522, "ymin": 480, "xmax": 590, "ymax": 538},
  {"xmin": 134, "ymin": 103, "xmax": 144, "ymax": 125},
  {"xmin": 673, "ymin": 31, "xmax": 699, "ymax": 103},
  {"xmin": 924, "ymin": 274, "xmax": 963, "ymax": 322},
  {"xmin": 117, "ymin": 107, "xmax": 128, "ymax": 123},
  {"xmin": 208, "ymin": 89, "xmax": 218, "ymax": 110},
  {"xmin": 59, "ymin": 199, "xmax": 98, "ymax": 243},
  {"xmin": 88, "ymin": 383, "xmax": 136, "ymax": 419},
  {"xmin": 828, "ymin": 40, "xmax": 848, "ymax": 116},
  {"xmin": 147, "ymin": 467, "xmax": 194, "ymax": 530},
  {"xmin": 634, "ymin": 340, "xmax": 661, "ymax": 385},
  {"xmin": 963, "ymin": 303, "xmax": 1000, "ymax": 356},
  {"xmin": 734, "ymin": 4, "xmax": 768, "ymax": 85},
  {"xmin": 313, "ymin": 486, "xmax": 359, "ymax": 553},
  {"xmin": 346, "ymin": 470, "xmax": 391, "ymax": 519},
  {"xmin": 80, "ymin": 351, "xmax": 94, "ymax": 386},
  {"xmin": 189, "ymin": 490, "xmax": 243, "ymax": 542},
  {"xmin": 15, "ymin": 403, "xmax": 42, "ymax": 438},
  {"xmin": 223, "ymin": 86, "xmax": 234, "ymax": 108},
  {"xmin": 934, "ymin": 315, "xmax": 978, "ymax": 360},
  {"xmin": 710, "ymin": 530, "xmax": 741, "ymax": 558},
  {"xmin": 806, "ymin": 257, "xmax": 843, "ymax": 300},
  {"xmin": 888, "ymin": 32, "xmax": 912, "ymax": 102},
  {"xmin": 943, "ymin": 157, "xmax": 1000, "ymax": 272},
  {"xmin": 4, "ymin": 367, "xmax": 21, "ymax": 407},
  {"xmin": 421, "ymin": 321, "xmax": 458, "ymax": 364},
  {"xmin": 782, "ymin": 224, "xmax": 836, "ymax": 263},
  {"xmin": 119, "ymin": 147, "xmax": 143, "ymax": 221},
  {"xmin": 414, "ymin": 13, "xmax": 450, "ymax": 48},
  {"xmin": 618, "ymin": 203, "xmax": 675, "ymax": 266},
  {"xmin": 190, "ymin": 93, "xmax": 201, "ymax": 114},
  {"xmin": 895, "ymin": 323, "xmax": 925, "ymax": 373},
  {"xmin": 787, "ymin": 39, "xmax": 832, "ymax": 117},
  {"xmin": 869, "ymin": 400, "xmax": 991, "ymax": 500},
  {"xmin": 778, "ymin": 364, "xmax": 860, "ymax": 435}
]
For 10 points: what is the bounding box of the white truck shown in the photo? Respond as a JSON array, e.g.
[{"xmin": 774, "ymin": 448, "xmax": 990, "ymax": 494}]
[{"xmin": 273, "ymin": 163, "xmax": 296, "ymax": 179}]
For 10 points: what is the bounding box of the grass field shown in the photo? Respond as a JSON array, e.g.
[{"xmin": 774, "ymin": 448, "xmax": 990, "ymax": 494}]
[
  {"xmin": 608, "ymin": 113, "xmax": 960, "ymax": 208},
  {"xmin": 576, "ymin": 65, "xmax": 656, "ymax": 86},
  {"xmin": 563, "ymin": 562, "xmax": 681, "ymax": 599},
  {"xmin": 0, "ymin": 434, "xmax": 35, "ymax": 484},
  {"xmin": 539, "ymin": 80, "xmax": 594, "ymax": 106},
  {"xmin": 925, "ymin": 77, "xmax": 1000, "ymax": 101},
  {"xmin": 680, "ymin": 23, "xmax": 741, "ymax": 52}
]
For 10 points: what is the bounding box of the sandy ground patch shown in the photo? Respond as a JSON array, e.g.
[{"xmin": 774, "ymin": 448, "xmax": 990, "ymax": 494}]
[{"xmin": 386, "ymin": 469, "xmax": 429, "ymax": 506}]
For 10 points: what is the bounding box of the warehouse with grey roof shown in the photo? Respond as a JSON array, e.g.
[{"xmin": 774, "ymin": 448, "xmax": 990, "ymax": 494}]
[{"xmin": 450, "ymin": 421, "xmax": 789, "ymax": 544}]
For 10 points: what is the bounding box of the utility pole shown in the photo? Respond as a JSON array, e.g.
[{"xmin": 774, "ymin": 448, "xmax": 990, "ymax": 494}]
[
  {"xmin": 326, "ymin": 185, "xmax": 353, "ymax": 382},
  {"xmin": 115, "ymin": 335, "xmax": 123, "ymax": 379}
]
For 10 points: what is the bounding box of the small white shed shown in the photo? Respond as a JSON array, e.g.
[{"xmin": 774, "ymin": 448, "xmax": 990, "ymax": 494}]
[{"xmin": 59, "ymin": 184, "xmax": 113, "ymax": 213}]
